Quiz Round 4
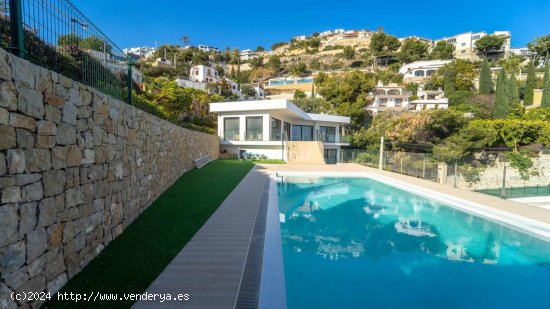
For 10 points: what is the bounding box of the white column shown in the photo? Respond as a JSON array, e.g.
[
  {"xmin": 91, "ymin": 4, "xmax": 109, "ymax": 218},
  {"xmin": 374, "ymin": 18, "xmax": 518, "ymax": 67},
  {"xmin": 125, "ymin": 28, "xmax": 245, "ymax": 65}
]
[{"xmin": 239, "ymin": 116, "xmax": 246, "ymax": 141}]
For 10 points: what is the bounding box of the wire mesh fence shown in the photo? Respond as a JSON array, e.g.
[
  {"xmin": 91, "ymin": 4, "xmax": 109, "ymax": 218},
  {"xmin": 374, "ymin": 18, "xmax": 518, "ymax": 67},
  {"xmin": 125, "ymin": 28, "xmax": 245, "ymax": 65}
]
[
  {"xmin": 341, "ymin": 148, "xmax": 550, "ymax": 200},
  {"xmin": 1, "ymin": 0, "xmax": 129, "ymax": 101}
]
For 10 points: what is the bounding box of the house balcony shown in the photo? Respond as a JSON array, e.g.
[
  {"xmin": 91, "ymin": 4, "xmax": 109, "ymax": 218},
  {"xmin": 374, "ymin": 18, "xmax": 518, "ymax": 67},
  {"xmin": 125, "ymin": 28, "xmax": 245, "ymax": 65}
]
[{"xmin": 220, "ymin": 132, "xmax": 350, "ymax": 146}]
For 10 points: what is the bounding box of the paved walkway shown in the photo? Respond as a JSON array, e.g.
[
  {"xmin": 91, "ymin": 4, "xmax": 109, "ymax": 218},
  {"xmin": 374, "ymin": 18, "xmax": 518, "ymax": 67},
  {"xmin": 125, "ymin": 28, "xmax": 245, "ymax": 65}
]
[{"xmin": 133, "ymin": 166, "xmax": 267, "ymax": 309}]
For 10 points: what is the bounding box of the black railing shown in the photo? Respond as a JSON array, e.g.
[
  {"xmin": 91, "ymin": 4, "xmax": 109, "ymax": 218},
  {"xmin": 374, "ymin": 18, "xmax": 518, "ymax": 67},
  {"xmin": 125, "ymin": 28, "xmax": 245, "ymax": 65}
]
[
  {"xmin": 475, "ymin": 185, "xmax": 550, "ymax": 200},
  {"xmin": 0, "ymin": 0, "xmax": 132, "ymax": 103}
]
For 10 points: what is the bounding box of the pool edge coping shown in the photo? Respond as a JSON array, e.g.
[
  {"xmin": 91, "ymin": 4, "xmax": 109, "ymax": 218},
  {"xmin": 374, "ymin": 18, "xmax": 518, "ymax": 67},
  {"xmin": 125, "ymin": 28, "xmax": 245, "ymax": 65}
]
[
  {"xmin": 258, "ymin": 174, "xmax": 288, "ymax": 309},
  {"xmin": 273, "ymin": 171, "xmax": 550, "ymax": 243}
]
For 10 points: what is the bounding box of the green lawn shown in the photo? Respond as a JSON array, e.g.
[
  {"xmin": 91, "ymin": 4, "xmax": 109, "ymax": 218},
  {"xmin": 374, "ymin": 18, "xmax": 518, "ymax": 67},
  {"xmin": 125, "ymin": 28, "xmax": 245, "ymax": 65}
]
[{"xmin": 44, "ymin": 160, "xmax": 254, "ymax": 308}]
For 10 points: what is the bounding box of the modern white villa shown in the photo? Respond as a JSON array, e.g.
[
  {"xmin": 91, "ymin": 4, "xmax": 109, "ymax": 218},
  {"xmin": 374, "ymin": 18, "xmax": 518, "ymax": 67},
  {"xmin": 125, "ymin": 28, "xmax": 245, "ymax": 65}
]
[
  {"xmin": 209, "ymin": 100, "xmax": 351, "ymax": 164},
  {"xmin": 399, "ymin": 60, "xmax": 453, "ymax": 83}
]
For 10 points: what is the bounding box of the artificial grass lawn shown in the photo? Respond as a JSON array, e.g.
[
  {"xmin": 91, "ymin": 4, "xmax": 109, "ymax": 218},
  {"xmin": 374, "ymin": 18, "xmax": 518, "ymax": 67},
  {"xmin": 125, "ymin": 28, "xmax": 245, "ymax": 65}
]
[{"xmin": 44, "ymin": 160, "xmax": 254, "ymax": 308}]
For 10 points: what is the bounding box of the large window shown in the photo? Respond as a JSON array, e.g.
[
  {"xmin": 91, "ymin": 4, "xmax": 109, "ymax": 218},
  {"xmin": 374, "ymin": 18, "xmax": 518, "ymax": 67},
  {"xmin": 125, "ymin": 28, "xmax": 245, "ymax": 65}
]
[
  {"xmin": 319, "ymin": 126, "xmax": 336, "ymax": 143},
  {"xmin": 291, "ymin": 125, "xmax": 313, "ymax": 141},
  {"xmin": 246, "ymin": 116, "xmax": 263, "ymax": 141},
  {"xmin": 271, "ymin": 118, "xmax": 282, "ymax": 141},
  {"xmin": 223, "ymin": 117, "xmax": 240, "ymax": 141}
]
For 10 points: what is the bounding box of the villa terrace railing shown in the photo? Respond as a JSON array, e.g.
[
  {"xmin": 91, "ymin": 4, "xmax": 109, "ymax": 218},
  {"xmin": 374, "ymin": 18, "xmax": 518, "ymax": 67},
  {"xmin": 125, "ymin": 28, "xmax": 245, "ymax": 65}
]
[{"xmin": 0, "ymin": 0, "xmax": 132, "ymax": 102}]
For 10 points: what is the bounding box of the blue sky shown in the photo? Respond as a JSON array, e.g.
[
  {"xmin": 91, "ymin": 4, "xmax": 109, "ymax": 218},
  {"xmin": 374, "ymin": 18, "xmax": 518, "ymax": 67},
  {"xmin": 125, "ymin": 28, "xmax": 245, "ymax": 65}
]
[{"xmin": 72, "ymin": 0, "xmax": 550, "ymax": 50}]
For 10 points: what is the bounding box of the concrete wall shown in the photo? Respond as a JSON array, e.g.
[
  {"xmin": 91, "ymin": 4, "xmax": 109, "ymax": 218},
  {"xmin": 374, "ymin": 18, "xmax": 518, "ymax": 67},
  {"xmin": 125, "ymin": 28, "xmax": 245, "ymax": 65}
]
[
  {"xmin": 287, "ymin": 141, "xmax": 325, "ymax": 164},
  {"xmin": 0, "ymin": 48, "xmax": 219, "ymax": 308}
]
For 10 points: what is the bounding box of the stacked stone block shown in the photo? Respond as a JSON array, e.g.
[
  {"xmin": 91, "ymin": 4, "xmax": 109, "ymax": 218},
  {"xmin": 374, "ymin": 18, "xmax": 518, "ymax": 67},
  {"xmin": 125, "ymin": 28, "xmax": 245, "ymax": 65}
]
[{"xmin": 0, "ymin": 48, "xmax": 219, "ymax": 308}]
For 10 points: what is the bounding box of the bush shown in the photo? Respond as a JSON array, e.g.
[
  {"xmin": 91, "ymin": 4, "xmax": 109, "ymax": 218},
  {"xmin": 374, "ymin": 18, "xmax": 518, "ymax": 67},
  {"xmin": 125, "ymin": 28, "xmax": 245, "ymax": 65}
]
[{"xmin": 506, "ymin": 151, "xmax": 539, "ymax": 180}]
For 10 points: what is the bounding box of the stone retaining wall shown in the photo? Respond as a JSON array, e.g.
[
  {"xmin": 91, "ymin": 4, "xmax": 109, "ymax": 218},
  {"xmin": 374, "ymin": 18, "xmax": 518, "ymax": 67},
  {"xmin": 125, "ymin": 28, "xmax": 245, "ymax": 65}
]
[
  {"xmin": 0, "ymin": 48, "xmax": 219, "ymax": 308},
  {"xmin": 449, "ymin": 155, "xmax": 550, "ymax": 190}
]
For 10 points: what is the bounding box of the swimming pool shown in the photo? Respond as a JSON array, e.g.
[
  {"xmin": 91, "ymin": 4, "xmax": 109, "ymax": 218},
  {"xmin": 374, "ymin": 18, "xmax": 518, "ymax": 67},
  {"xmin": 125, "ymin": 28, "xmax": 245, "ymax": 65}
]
[{"xmin": 275, "ymin": 176, "xmax": 550, "ymax": 308}]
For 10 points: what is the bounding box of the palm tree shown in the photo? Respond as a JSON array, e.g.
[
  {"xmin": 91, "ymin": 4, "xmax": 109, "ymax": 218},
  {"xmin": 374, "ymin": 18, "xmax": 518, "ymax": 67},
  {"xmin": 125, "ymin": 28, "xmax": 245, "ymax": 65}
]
[{"xmin": 180, "ymin": 35, "xmax": 189, "ymax": 47}]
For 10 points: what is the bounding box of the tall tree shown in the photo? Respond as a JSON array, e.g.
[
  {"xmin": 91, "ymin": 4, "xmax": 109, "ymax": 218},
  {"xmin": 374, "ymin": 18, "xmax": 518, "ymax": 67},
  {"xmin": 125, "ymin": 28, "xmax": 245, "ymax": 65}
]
[
  {"xmin": 180, "ymin": 35, "xmax": 190, "ymax": 47},
  {"xmin": 493, "ymin": 69, "xmax": 510, "ymax": 118},
  {"xmin": 342, "ymin": 46, "xmax": 356, "ymax": 60},
  {"xmin": 506, "ymin": 72, "xmax": 519, "ymax": 105},
  {"xmin": 475, "ymin": 35, "xmax": 505, "ymax": 58},
  {"xmin": 397, "ymin": 38, "xmax": 429, "ymax": 63},
  {"xmin": 524, "ymin": 62, "xmax": 536, "ymax": 106},
  {"xmin": 478, "ymin": 60, "xmax": 493, "ymax": 94},
  {"xmin": 527, "ymin": 35, "xmax": 550, "ymax": 65},
  {"xmin": 369, "ymin": 32, "xmax": 400, "ymax": 66},
  {"xmin": 443, "ymin": 67, "xmax": 456, "ymax": 95},
  {"xmin": 429, "ymin": 41, "xmax": 455, "ymax": 60},
  {"xmin": 266, "ymin": 55, "xmax": 282, "ymax": 73},
  {"xmin": 542, "ymin": 62, "xmax": 550, "ymax": 108}
]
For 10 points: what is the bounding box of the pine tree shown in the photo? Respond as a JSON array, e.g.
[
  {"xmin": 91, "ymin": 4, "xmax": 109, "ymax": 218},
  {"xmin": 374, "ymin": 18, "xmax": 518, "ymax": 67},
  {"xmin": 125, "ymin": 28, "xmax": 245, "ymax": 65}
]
[
  {"xmin": 523, "ymin": 62, "xmax": 536, "ymax": 106},
  {"xmin": 542, "ymin": 62, "xmax": 550, "ymax": 108},
  {"xmin": 506, "ymin": 72, "xmax": 519, "ymax": 104},
  {"xmin": 443, "ymin": 67, "xmax": 456, "ymax": 95},
  {"xmin": 493, "ymin": 68, "xmax": 509, "ymax": 118},
  {"xmin": 479, "ymin": 60, "xmax": 493, "ymax": 94}
]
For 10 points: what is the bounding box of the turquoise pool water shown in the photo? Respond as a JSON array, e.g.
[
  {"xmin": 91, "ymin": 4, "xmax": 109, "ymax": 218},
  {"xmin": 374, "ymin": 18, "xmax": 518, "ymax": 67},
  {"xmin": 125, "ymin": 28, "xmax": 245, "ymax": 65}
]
[{"xmin": 277, "ymin": 176, "xmax": 550, "ymax": 308}]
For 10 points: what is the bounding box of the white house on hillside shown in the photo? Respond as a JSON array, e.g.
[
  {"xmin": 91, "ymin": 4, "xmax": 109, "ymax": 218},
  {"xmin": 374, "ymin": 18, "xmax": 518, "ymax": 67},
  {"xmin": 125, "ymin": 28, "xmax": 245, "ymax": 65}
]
[
  {"xmin": 240, "ymin": 49, "xmax": 258, "ymax": 61},
  {"xmin": 366, "ymin": 82, "xmax": 411, "ymax": 116},
  {"xmin": 210, "ymin": 100, "xmax": 350, "ymax": 164},
  {"xmin": 399, "ymin": 60, "xmax": 453, "ymax": 83},
  {"xmin": 434, "ymin": 31, "xmax": 511, "ymax": 60},
  {"xmin": 410, "ymin": 88, "xmax": 449, "ymax": 111},
  {"xmin": 189, "ymin": 65, "xmax": 219, "ymax": 83}
]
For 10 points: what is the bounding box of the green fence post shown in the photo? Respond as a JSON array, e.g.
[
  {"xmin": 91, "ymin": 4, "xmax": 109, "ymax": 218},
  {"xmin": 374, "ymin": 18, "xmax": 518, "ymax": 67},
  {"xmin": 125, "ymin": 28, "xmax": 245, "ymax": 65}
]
[
  {"xmin": 8, "ymin": 0, "xmax": 25, "ymax": 58},
  {"xmin": 127, "ymin": 56, "xmax": 133, "ymax": 105},
  {"xmin": 501, "ymin": 165, "xmax": 507, "ymax": 199}
]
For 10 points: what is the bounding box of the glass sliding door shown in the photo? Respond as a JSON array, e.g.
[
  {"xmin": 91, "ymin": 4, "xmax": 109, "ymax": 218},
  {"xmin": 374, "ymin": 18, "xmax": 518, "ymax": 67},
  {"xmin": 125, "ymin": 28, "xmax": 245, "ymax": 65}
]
[
  {"xmin": 246, "ymin": 116, "xmax": 263, "ymax": 141},
  {"xmin": 291, "ymin": 125, "xmax": 314, "ymax": 141},
  {"xmin": 319, "ymin": 126, "xmax": 336, "ymax": 142},
  {"xmin": 271, "ymin": 118, "xmax": 282, "ymax": 141},
  {"xmin": 291, "ymin": 125, "xmax": 302, "ymax": 141},
  {"xmin": 301, "ymin": 126, "xmax": 313, "ymax": 141},
  {"xmin": 223, "ymin": 117, "xmax": 240, "ymax": 141}
]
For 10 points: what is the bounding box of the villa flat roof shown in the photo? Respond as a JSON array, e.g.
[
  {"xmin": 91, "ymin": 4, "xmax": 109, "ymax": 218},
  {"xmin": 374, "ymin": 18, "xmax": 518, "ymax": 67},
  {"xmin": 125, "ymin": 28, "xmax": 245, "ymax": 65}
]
[{"xmin": 210, "ymin": 99, "xmax": 351, "ymax": 124}]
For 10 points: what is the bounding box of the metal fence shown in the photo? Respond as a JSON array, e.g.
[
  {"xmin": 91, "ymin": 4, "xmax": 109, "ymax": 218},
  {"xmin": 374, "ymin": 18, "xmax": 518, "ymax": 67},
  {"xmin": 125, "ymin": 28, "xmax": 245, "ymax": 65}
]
[
  {"xmin": 475, "ymin": 185, "xmax": 550, "ymax": 200},
  {"xmin": 0, "ymin": 0, "xmax": 131, "ymax": 102},
  {"xmin": 340, "ymin": 148, "xmax": 550, "ymax": 200},
  {"xmin": 340, "ymin": 149, "xmax": 439, "ymax": 182}
]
